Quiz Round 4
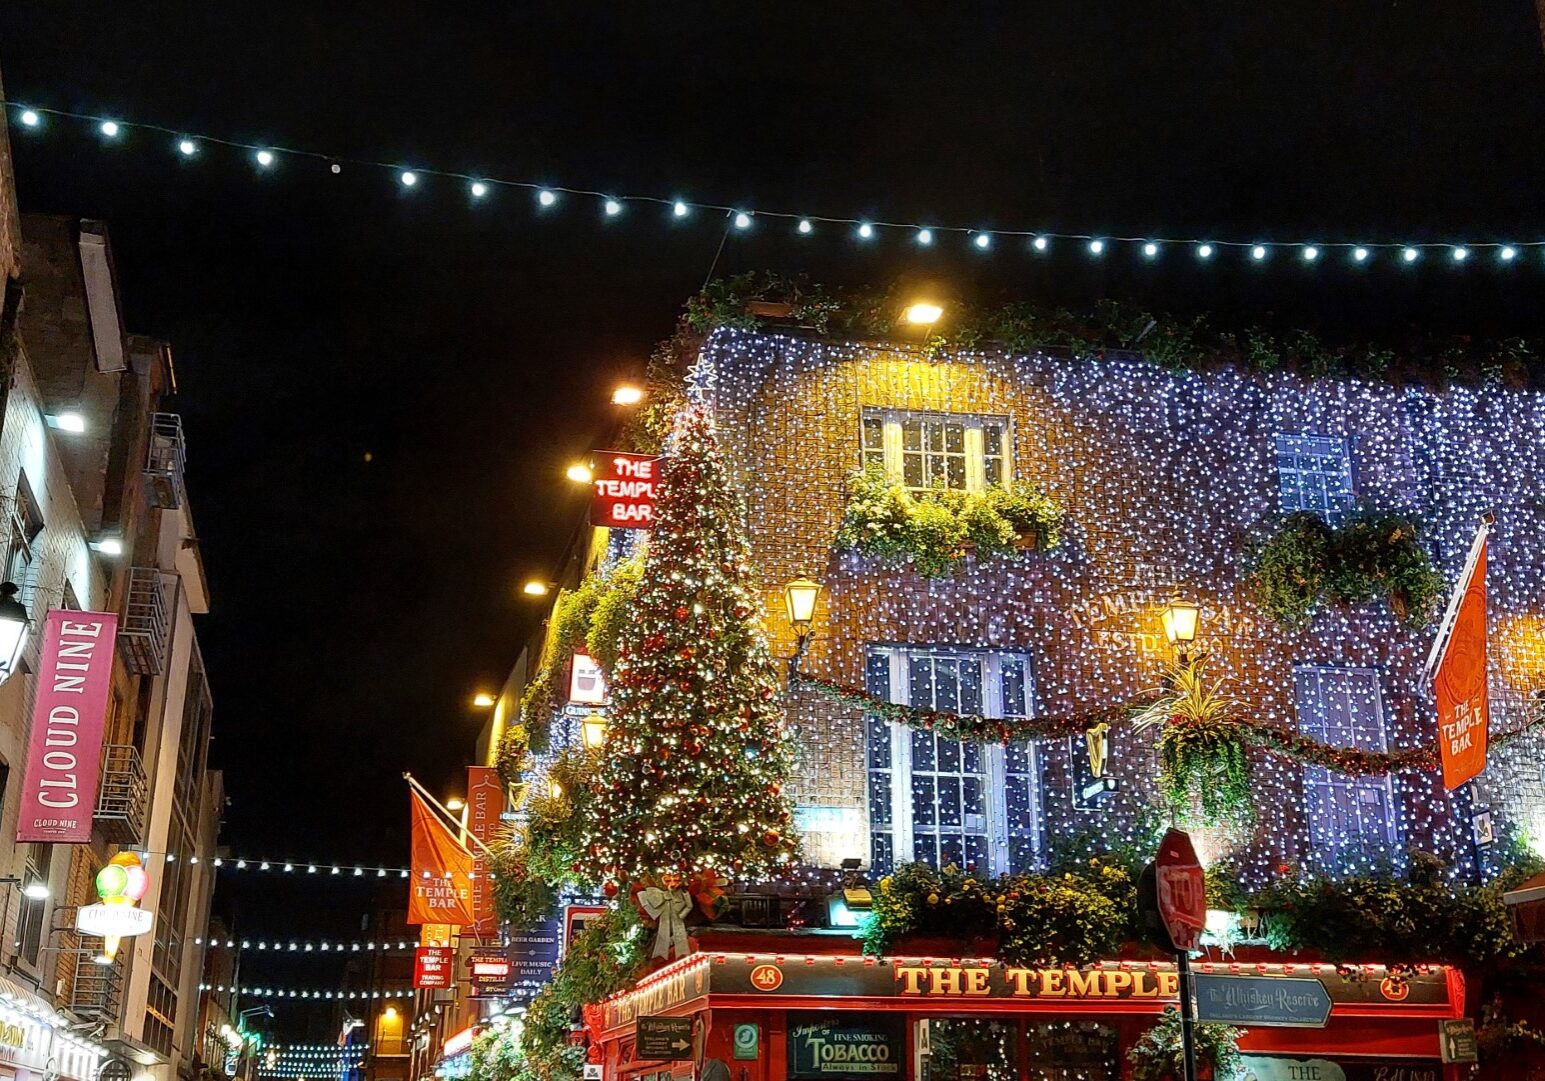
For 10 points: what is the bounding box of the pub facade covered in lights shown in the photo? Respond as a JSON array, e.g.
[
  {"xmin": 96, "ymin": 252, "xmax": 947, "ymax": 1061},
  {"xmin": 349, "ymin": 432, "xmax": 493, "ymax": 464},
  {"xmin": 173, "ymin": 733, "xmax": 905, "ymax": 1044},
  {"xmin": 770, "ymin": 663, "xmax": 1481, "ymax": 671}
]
[{"xmin": 497, "ymin": 319, "xmax": 1545, "ymax": 1081}]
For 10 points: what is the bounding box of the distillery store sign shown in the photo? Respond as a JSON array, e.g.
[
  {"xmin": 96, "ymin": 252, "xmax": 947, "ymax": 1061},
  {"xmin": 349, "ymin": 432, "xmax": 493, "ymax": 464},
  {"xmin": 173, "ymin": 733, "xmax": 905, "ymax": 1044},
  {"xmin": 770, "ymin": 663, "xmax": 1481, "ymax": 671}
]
[{"xmin": 17, "ymin": 611, "xmax": 119, "ymax": 843}]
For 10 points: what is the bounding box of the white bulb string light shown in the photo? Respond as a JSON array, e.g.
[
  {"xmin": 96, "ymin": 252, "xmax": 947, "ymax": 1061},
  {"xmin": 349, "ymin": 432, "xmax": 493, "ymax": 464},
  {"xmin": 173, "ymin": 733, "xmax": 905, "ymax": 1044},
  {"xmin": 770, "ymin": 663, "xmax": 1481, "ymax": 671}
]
[
  {"xmin": 7, "ymin": 101, "xmax": 1540, "ymax": 267},
  {"xmin": 266, "ymin": 1044, "xmax": 372, "ymax": 1055},
  {"xmin": 199, "ymin": 983, "xmax": 415, "ymax": 1000},
  {"xmin": 195, "ymin": 936, "xmax": 418, "ymax": 951},
  {"xmin": 203, "ymin": 855, "xmax": 484, "ymax": 879}
]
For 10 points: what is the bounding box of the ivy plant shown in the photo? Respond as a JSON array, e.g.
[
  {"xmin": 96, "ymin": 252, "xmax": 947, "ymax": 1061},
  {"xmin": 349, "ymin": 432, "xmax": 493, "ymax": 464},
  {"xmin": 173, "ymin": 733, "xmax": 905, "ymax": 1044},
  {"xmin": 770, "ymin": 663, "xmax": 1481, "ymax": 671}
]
[{"xmin": 1250, "ymin": 510, "xmax": 1445, "ymax": 628}]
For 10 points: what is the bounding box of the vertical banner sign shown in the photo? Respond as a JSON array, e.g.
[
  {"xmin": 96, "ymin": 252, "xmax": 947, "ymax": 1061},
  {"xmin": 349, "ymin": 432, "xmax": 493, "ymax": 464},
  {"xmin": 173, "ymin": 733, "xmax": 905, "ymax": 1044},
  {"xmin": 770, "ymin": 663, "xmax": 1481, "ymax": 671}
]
[
  {"xmin": 407, "ymin": 791, "xmax": 476, "ymax": 926},
  {"xmin": 1432, "ymin": 534, "xmax": 1490, "ymax": 790},
  {"xmin": 589, "ymin": 451, "xmax": 660, "ymax": 529},
  {"xmin": 467, "ymin": 766, "xmax": 505, "ymax": 937},
  {"xmin": 17, "ymin": 611, "xmax": 119, "ymax": 843}
]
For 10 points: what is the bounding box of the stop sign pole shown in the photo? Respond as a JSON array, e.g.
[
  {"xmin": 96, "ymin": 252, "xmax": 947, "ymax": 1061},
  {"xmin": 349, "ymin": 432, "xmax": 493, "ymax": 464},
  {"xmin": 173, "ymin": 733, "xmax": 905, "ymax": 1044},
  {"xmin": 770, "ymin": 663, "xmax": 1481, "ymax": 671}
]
[{"xmin": 1147, "ymin": 828, "xmax": 1208, "ymax": 1081}]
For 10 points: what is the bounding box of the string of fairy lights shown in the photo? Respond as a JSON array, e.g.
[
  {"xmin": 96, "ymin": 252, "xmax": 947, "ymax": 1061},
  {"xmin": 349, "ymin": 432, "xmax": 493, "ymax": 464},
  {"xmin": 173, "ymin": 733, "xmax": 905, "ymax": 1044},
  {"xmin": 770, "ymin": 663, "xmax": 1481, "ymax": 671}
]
[
  {"xmin": 7, "ymin": 101, "xmax": 1541, "ymax": 270},
  {"xmin": 199, "ymin": 983, "xmax": 415, "ymax": 1000},
  {"xmin": 196, "ymin": 935, "xmax": 419, "ymax": 951},
  {"xmin": 693, "ymin": 327, "xmax": 1545, "ymax": 885}
]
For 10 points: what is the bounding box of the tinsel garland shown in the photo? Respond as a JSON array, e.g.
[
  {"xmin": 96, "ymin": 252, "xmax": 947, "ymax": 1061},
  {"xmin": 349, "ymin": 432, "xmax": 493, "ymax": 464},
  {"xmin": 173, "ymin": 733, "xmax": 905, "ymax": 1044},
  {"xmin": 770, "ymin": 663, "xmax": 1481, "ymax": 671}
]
[
  {"xmin": 796, "ymin": 674, "xmax": 1545, "ymax": 777},
  {"xmin": 792, "ymin": 673, "xmax": 1135, "ymax": 742}
]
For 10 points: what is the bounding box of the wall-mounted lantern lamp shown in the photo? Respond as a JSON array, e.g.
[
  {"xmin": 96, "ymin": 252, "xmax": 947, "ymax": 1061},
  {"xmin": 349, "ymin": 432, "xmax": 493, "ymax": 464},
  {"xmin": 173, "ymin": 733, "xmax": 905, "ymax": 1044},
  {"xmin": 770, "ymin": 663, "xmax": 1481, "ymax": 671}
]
[
  {"xmin": 1161, "ymin": 593, "xmax": 1201, "ymax": 665},
  {"xmin": 580, "ymin": 713, "xmax": 610, "ymax": 752},
  {"xmin": 783, "ymin": 576, "xmax": 823, "ymax": 679},
  {"xmin": 0, "ymin": 583, "xmax": 31, "ymax": 686}
]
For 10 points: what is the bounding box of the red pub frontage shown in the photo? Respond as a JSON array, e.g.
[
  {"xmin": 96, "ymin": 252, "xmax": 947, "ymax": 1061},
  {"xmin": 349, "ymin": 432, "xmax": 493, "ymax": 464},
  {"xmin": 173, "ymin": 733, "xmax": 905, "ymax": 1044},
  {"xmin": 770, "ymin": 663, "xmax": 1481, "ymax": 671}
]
[{"xmin": 586, "ymin": 934, "xmax": 1466, "ymax": 1081}]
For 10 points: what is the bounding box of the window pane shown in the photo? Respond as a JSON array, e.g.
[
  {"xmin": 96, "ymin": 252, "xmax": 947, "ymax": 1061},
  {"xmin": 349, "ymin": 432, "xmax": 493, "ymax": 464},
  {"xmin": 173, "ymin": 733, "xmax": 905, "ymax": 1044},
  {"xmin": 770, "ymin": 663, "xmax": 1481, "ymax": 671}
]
[
  {"xmin": 944, "ymin": 423, "xmax": 965, "ymax": 453},
  {"xmin": 903, "ymin": 454, "xmax": 925, "ymax": 488},
  {"xmin": 912, "ymin": 776, "xmax": 937, "ymax": 826},
  {"xmin": 984, "ymin": 425, "xmax": 1002, "ymax": 456},
  {"xmin": 867, "ymin": 715, "xmax": 891, "ymax": 769},
  {"xmin": 871, "ymin": 833, "xmax": 893, "ymax": 874},
  {"xmin": 934, "ymin": 661, "xmax": 960, "ymax": 713},
  {"xmin": 960, "ymin": 662, "xmax": 983, "ymax": 715},
  {"xmin": 938, "ymin": 780, "xmax": 962, "ymax": 826},
  {"xmin": 936, "ymin": 737, "xmax": 960, "ymax": 773},
  {"xmin": 962, "ymin": 835, "xmax": 986, "ymax": 873},
  {"xmin": 945, "ymin": 455, "xmax": 966, "ymax": 489},
  {"xmin": 927, "ymin": 422, "xmax": 945, "ymax": 452},
  {"xmin": 1001, "ymin": 660, "xmax": 1027, "ymax": 716},
  {"xmin": 984, "ymin": 458, "xmax": 1003, "ymax": 486},
  {"xmin": 902, "ymin": 420, "xmax": 922, "ymax": 451},
  {"xmin": 940, "ymin": 835, "xmax": 965, "ymax": 868},
  {"xmin": 908, "ymin": 658, "xmax": 934, "ymax": 708},
  {"xmin": 911, "ymin": 728, "xmax": 936, "ymax": 771},
  {"xmin": 868, "ymin": 771, "xmax": 892, "ymax": 827},
  {"xmin": 862, "ymin": 416, "xmax": 884, "ymax": 451},
  {"xmin": 962, "ymin": 742, "xmax": 982, "ymax": 774},
  {"xmin": 962, "ymin": 776, "xmax": 984, "ymax": 818}
]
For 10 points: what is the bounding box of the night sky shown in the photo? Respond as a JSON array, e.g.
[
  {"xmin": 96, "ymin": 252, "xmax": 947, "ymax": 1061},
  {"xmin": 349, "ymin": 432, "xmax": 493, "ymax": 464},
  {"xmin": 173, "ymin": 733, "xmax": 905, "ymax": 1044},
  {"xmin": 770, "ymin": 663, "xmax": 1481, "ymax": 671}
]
[{"xmin": 1, "ymin": 1, "xmax": 1543, "ymax": 946}]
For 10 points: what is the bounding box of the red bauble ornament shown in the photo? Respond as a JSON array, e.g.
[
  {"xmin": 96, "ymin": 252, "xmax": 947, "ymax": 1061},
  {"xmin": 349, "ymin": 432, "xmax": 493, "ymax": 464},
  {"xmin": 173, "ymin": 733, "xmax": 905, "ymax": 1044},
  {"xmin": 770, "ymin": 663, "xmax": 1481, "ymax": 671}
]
[
  {"xmin": 680, "ymin": 647, "xmax": 695, "ymax": 659},
  {"xmin": 602, "ymin": 881, "xmax": 619, "ymax": 898},
  {"xmin": 762, "ymin": 831, "xmax": 781, "ymax": 847},
  {"xmin": 733, "ymin": 605, "xmax": 750, "ymax": 619},
  {"xmin": 674, "ymin": 606, "xmax": 690, "ymax": 620},
  {"xmin": 685, "ymin": 741, "xmax": 702, "ymax": 756},
  {"xmin": 760, "ymin": 687, "xmax": 774, "ymax": 700}
]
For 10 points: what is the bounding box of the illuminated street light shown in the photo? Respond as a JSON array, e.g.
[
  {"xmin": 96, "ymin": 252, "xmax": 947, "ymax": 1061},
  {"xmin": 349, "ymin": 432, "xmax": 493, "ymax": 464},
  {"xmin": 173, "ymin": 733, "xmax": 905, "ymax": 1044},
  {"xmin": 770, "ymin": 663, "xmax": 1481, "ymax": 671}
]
[
  {"xmin": 566, "ymin": 462, "xmax": 594, "ymax": 484},
  {"xmin": 612, "ymin": 385, "xmax": 645, "ymax": 406},
  {"xmin": 902, "ymin": 302, "xmax": 943, "ymax": 326}
]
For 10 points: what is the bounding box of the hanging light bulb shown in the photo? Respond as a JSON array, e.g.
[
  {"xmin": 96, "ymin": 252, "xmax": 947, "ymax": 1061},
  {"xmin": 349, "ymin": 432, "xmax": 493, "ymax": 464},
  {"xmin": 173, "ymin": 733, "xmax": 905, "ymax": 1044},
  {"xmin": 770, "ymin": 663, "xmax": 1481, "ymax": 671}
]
[
  {"xmin": 1032, "ymin": 235, "xmax": 1049, "ymax": 252},
  {"xmin": 1353, "ymin": 247, "xmax": 1370, "ymax": 263},
  {"xmin": 604, "ymin": 198, "xmax": 622, "ymax": 215},
  {"xmin": 916, "ymin": 228, "xmax": 932, "ymax": 245},
  {"xmin": 797, "ymin": 219, "xmax": 812, "ymax": 234},
  {"xmin": 857, "ymin": 223, "xmax": 874, "ymax": 239},
  {"xmin": 470, "ymin": 181, "xmax": 488, "ymax": 198},
  {"xmin": 1196, "ymin": 243, "xmax": 1214, "ymax": 259}
]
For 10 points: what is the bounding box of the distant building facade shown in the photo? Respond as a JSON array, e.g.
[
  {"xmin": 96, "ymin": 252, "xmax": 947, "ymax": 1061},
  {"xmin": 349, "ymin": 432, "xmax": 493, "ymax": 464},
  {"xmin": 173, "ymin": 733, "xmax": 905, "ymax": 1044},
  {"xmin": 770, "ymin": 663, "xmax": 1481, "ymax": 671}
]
[{"xmin": 0, "ymin": 86, "xmax": 223, "ymax": 1081}]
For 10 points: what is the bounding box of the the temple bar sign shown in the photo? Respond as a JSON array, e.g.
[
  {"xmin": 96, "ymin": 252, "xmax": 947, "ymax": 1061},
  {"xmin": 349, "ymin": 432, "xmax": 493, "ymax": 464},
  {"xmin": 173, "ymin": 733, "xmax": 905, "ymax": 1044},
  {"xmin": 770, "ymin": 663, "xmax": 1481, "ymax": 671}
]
[{"xmin": 590, "ymin": 452, "xmax": 659, "ymax": 529}]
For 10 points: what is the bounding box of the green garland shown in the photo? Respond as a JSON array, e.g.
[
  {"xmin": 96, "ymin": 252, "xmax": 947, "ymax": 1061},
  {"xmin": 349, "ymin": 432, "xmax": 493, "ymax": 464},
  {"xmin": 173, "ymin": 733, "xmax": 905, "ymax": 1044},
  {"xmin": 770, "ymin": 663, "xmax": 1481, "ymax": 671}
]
[
  {"xmin": 797, "ymin": 671, "xmax": 1544, "ymax": 778},
  {"xmin": 793, "ymin": 673, "xmax": 1133, "ymax": 743},
  {"xmin": 1250, "ymin": 511, "xmax": 1446, "ymax": 628},
  {"xmin": 1128, "ymin": 1007, "xmax": 1245, "ymax": 1081},
  {"xmin": 835, "ymin": 465, "xmax": 1062, "ymax": 578}
]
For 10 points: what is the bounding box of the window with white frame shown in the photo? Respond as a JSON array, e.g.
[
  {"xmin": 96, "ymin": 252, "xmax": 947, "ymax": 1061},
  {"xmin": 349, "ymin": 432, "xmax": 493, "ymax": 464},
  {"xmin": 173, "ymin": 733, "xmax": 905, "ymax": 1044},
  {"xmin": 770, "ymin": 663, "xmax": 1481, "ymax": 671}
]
[
  {"xmin": 4, "ymin": 473, "xmax": 43, "ymax": 595},
  {"xmin": 1292, "ymin": 666, "xmax": 1399, "ymax": 874},
  {"xmin": 862, "ymin": 410, "xmax": 1010, "ymax": 492},
  {"xmin": 865, "ymin": 646, "xmax": 1040, "ymax": 875},
  {"xmin": 1273, "ymin": 433, "xmax": 1354, "ymax": 523}
]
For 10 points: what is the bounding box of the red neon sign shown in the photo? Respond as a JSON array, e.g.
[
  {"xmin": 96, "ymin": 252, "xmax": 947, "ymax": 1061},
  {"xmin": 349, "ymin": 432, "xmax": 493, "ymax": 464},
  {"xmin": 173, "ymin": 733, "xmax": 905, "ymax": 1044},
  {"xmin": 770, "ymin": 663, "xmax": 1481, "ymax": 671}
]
[{"xmin": 589, "ymin": 451, "xmax": 659, "ymax": 529}]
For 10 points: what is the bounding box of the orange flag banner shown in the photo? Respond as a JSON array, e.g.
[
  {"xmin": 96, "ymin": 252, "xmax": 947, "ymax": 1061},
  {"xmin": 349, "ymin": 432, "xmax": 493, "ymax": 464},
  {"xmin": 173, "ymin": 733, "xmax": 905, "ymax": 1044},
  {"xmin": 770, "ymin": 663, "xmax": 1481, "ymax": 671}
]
[
  {"xmin": 408, "ymin": 791, "xmax": 476, "ymax": 926},
  {"xmin": 1433, "ymin": 535, "xmax": 1490, "ymax": 790},
  {"xmin": 467, "ymin": 765, "xmax": 506, "ymax": 937}
]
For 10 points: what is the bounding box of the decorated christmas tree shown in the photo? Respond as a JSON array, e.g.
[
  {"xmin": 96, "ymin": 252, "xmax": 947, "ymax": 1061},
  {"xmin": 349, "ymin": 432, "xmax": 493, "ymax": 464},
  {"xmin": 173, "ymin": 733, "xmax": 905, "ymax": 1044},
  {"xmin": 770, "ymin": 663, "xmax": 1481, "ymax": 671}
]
[{"xmin": 590, "ymin": 405, "xmax": 799, "ymax": 885}]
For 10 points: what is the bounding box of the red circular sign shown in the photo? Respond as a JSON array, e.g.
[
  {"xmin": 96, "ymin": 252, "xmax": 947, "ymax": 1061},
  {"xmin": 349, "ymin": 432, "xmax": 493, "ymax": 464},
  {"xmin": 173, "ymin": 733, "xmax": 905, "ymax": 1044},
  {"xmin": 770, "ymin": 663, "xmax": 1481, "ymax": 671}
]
[
  {"xmin": 749, "ymin": 964, "xmax": 784, "ymax": 992},
  {"xmin": 1379, "ymin": 976, "xmax": 1410, "ymax": 1001}
]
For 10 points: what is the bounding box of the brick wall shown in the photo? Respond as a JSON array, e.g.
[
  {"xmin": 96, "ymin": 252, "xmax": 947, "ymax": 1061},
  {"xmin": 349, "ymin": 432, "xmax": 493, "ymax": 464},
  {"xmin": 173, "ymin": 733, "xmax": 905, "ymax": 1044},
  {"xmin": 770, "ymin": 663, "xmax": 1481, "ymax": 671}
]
[{"xmin": 698, "ymin": 328, "xmax": 1545, "ymax": 878}]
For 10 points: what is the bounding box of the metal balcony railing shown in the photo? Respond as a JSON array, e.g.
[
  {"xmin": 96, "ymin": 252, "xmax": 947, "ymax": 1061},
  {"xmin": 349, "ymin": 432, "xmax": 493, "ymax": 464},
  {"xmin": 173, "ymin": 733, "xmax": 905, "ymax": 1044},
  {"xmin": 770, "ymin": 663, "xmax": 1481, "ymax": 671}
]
[
  {"xmin": 68, "ymin": 949, "xmax": 124, "ymax": 1024},
  {"xmin": 118, "ymin": 567, "xmax": 171, "ymax": 675},
  {"xmin": 94, "ymin": 743, "xmax": 149, "ymax": 845},
  {"xmin": 145, "ymin": 412, "xmax": 187, "ymax": 509}
]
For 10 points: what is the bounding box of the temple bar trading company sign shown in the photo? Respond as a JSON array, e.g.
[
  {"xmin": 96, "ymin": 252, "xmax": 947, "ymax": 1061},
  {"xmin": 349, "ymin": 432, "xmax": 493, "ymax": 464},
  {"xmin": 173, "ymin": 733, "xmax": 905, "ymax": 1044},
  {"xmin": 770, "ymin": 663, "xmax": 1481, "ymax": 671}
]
[{"xmin": 602, "ymin": 956, "xmax": 1450, "ymax": 1032}]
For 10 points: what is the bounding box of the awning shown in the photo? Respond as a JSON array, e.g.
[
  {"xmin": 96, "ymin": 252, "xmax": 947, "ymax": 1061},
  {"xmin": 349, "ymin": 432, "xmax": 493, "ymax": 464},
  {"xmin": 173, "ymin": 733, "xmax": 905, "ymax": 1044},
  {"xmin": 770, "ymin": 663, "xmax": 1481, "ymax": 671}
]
[{"xmin": 1504, "ymin": 871, "xmax": 1545, "ymax": 944}]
